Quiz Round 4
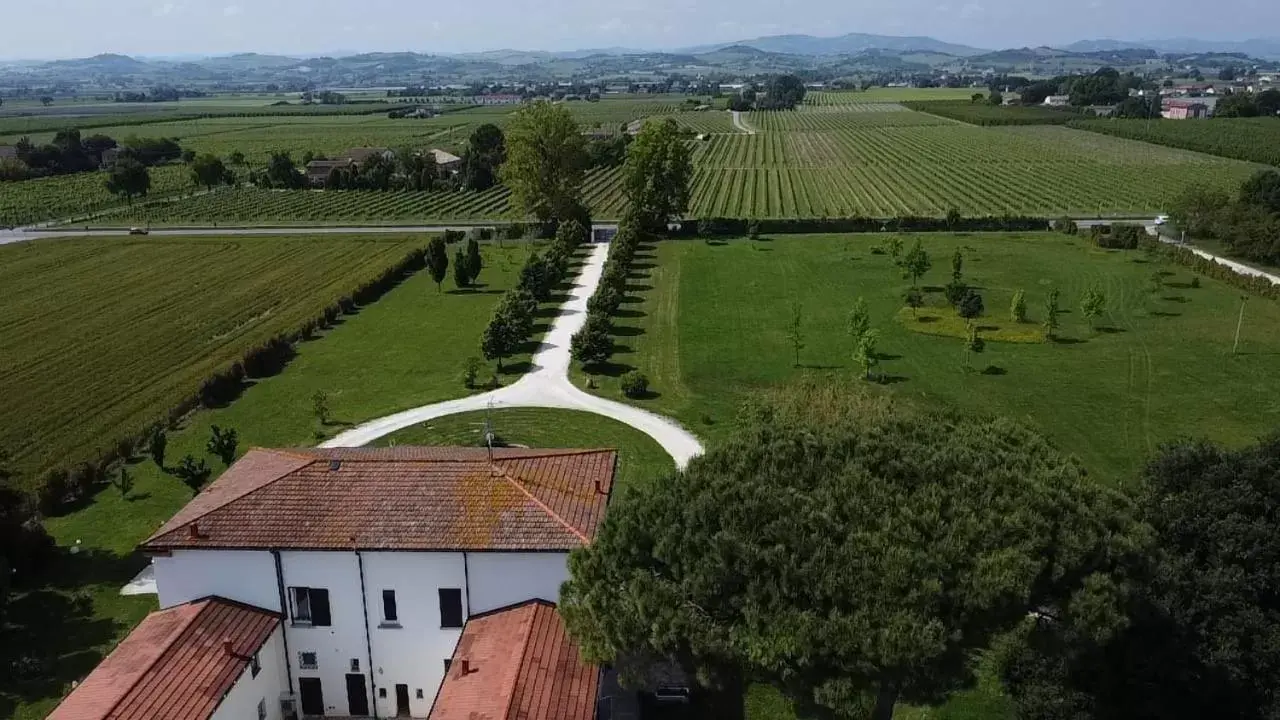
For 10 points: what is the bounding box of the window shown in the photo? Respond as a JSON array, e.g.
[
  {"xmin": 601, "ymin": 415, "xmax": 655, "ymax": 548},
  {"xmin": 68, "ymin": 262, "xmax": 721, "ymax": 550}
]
[
  {"xmin": 299, "ymin": 651, "xmax": 318, "ymax": 670},
  {"xmin": 289, "ymin": 587, "xmax": 331, "ymax": 626},
  {"xmin": 443, "ymin": 658, "xmax": 452, "ymax": 673},
  {"xmin": 382, "ymin": 589, "xmax": 398, "ymax": 624},
  {"xmin": 350, "ymin": 658, "xmax": 360, "ymax": 673},
  {"xmin": 379, "ymin": 687, "xmax": 387, "ymax": 699},
  {"xmin": 438, "ymin": 588, "xmax": 463, "ymax": 628},
  {"xmin": 250, "ymin": 651, "xmax": 261, "ymax": 678},
  {"xmin": 416, "ymin": 688, "xmax": 425, "ymax": 699},
  {"xmin": 257, "ymin": 698, "xmax": 267, "ymax": 720}
]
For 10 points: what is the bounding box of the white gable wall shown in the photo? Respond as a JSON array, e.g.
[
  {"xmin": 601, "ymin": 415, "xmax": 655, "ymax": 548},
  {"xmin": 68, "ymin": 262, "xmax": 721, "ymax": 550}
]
[
  {"xmin": 153, "ymin": 550, "xmax": 279, "ymax": 611},
  {"xmin": 466, "ymin": 552, "xmax": 570, "ymax": 614},
  {"xmin": 211, "ymin": 627, "xmax": 289, "ymax": 720}
]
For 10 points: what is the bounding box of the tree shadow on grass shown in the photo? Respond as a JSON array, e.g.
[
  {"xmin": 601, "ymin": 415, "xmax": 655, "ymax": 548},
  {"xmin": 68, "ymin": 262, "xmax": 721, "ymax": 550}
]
[
  {"xmin": 623, "ymin": 389, "xmax": 663, "ymax": 401},
  {"xmin": 535, "ymin": 306, "xmax": 565, "ymax": 319},
  {"xmin": 612, "ymin": 344, "xmax": 635, "ymax": 355},
  {"xmin": 1163, "ymin": 295, "xmax": 1190, "ymax": 303},
  {"xmin": 614, "ymin": 308, "xmax": 646, "ymax": 320},
  {"xmin": 981, "ymin": 365, "xmax": 1008, "ymax": 376},
  {"xmin": 585, "ymin": 361, "xmax": 635, "ymax": 378},
  {"xmin": 798, "ymin": 364, "xmax": 844, "ymax": 370},
  {"xmin": 704, "ymin": 239, "xmax": 728, "ymax": 247},
  {"xmin": 632, "ymin": 262, "xmax": 656, "ymax": 270},
  {"xmin": 1150, "ymin": 311, "xmax": 1182, "ymax": 318},
  {"xmin": 499, "ymin": 361, "xmax": 534, "ymax": 376},
  {"xmin": 547, "ymin": 293, "xmax": 572, "ymax": 304},
  {"xmin": 620, "ymin": 295, "xmax": 644, "ymax": 305},
  {"xmin": 625, "ymin": 283, "xmax": 653, "ymax": 293},
  {"xmin": 445, "ymin": 288, "xmax": 504, "ymax": 296},
  {"xmin": 531, "ymin": 323, "xmax": 551, "ymax": 335},
  {"xmin": 0, "ymin": 548, "xmax": 146, "ymax": 707},
  {"xmin": 627, "ymin": 270, "xmax": 651, "ymax": 281},
  {"xmin": 1164, "ymin": 281, "xmax": 1196, "ymax": 289},
  {"xmin": 876, "ymin": 374, "xmax": 910, "ymax": 385},
  {"xmin": 611, "ymin": 325, "xmax": 646, "ymax": 338},
  {"xmin": 922, "ymin": 285, "xmax": 946, "ymax": 293},
  {"xmin": 125, "ymin": 492, "xmax": 152, "ymax": 503},
  {"xmin": 1051, "ymin": 336, "xmax": 1085, "ymax": 345},
  {"xmin": 1096, "ymin": 326, "xmax": 1127, "ymax": 334},
  {"xmin": 876, "ymin": 353, "xmax": 903, "ymax": 361}
]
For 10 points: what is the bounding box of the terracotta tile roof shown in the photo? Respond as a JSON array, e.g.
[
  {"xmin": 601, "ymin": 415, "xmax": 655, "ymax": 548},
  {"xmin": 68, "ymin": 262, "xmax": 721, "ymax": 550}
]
[
  {"xmin": 49, "ymin": 598, "xmax": 279, "ymax": 720},
  {"xmin": 140, "ymin": 447, "xmax": 617, "ymax": 553},
  {"xmin": 429, "ymin": 600, "xmax": 599, "ymax": 720}
]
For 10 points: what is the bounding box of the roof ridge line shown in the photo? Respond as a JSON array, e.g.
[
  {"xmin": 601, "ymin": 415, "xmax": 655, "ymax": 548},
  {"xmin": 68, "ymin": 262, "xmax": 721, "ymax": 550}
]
[
  {"xmin": 103, "ymin": 600, "xmax": 208, "ymax": 719},
  {"xmin": 496, "ymin": 448, "xmax": 614, "ymax": 460},
  {"xmin": 492, "ymin": 466, "xmax": 590, "ymax": 545},
  {"xmin": 502, "ymin": 604, "xmax": 540, "ymax": 720}
]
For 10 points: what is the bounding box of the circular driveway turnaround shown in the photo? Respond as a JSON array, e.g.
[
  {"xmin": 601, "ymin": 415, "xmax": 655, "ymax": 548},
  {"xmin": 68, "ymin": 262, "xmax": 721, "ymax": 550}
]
[{"xmin": 321, "ymin": 242, "xmax": 706, "ymax": 469}]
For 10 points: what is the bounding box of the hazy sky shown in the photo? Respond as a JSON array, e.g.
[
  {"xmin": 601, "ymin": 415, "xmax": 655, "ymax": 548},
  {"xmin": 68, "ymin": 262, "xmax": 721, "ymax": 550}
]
[{"xmin": 2, "ymin": 0, "xmax": 1276, "ymax": 59}]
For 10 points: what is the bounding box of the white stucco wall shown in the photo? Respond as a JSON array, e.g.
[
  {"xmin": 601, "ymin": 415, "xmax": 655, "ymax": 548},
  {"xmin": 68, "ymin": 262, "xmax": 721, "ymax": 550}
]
[
  {"xmin": 278, "ymin": 551, "xmax": 368, "ymax": 717},
  {"xmin": 466, "ymin": 552, "xmax": 570, "ymax": 614},
  {"xmin": 152, "ymin": 550, "xmax": 280, "ymax": 611},
  {"xmin": 362, "ymin": 552, "xmax": 468, "ymax": 718},
  {"xmin": 211, "ymin": 627, "xmax": 288, "ymax": 720}
]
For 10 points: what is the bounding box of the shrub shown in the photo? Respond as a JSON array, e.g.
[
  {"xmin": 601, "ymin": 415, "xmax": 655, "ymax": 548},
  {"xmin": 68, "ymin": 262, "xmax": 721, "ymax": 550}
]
[
  {"xmin": 621, "ymin": 371, "xmax": 650, "ymax": 399},
  {"xmin": 1010, "ymin": 289, "xmax": 1027, "ymax": 323},
  {"xmin": 945, "ymin": 280, "xmax": 969, "ymax": 307},
  {"xmin": 1056, "ymin": 216, "xmax": 1079, "ymax": 235},
  {"xmin": 148, "ymin": 426, "xmax": 168, "ymax": 468},
  {"xmin": 958, "ymin": 290, "xmax": 985, "ymax": 319},
  {"xmin": 747, "ymin": 220, "xmax": 761, "ymax": 240},
  {"xmin": 461, "ymin": 357, "xmax": 484, "ymax": 389},
  {"xmin": 174, "ymin": 455, "xmax": 211, "ymax": 494},
  {"xmin": 1190, "ymin": 276, "xmax": 1201, "ymax": 289},
  {"xmin": 207, "ymin": 425, "xmax": 238, "ymax": 465}
]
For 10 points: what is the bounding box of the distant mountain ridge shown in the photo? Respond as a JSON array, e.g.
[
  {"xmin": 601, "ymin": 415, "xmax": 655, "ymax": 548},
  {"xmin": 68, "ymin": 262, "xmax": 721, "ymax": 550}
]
[
  {"xmin": 1063, "ymin": 37, "xmax": 1280, "ymax": 59},
  {"xmin": 677, "ymin": 33, "xmax": 988, "ymax": 57}
]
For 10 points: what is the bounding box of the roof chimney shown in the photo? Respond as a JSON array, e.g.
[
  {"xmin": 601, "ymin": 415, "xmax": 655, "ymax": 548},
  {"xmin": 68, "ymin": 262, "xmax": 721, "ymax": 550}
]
[
  {"xmin": 594, "ymin": 479, "xmax": 606, "ymax": 496},
  {"xmin": 460, "ymin": 659, "xmax": 471, "ymax": 675},
  {"xmin": 222, "ymin": 639, "xmax": 234, "ymax": 656},
  {"xmin": 329, "ymin": 459, "xmax": 342, "ymax": 471},
  {"xmin": 188, "ymin": 522, "xmax": 202, "ymax": 540}
]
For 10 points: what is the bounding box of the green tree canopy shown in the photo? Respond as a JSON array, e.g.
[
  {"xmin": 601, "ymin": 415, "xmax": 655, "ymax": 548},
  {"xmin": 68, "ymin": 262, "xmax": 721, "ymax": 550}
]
[
  {"xmin": 500, "ymin": 101, "xmax": 587, "ymax": 224},
  {"xmin": 190, "ymin": 153, "xmax": 231, "ymax": 191},
  {"xmin": 104, "ymin": 157, "xmax": 151, "ymax": 203},
  {"xmin": 622, "ymin": 118, "xmax": 694, "ymax": 232},
  {"xmin": 562, "ymin": 383, "xmax": 1140, "ymax": 720},
  {"xmin": 463, "ymin": 123, "xmax": 506, "ymax": 192},
  {"xmin": 1000, "ymin": 435, "xmax": 1280, "ymax": 720}
]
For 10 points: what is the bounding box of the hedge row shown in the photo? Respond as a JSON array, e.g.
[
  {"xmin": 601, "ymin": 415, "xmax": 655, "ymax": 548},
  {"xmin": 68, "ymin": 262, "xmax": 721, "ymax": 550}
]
[
  {"xmin": 33, "ymin": 245, "xmax": 429, "ymax": 515},
  {"xmin": 1159, "ymin": 244, "xmax": 1280, "ymax": 301},
  {"xmin": 680, "ymin": 215, "xmax": 1052, "ymax": 237}
]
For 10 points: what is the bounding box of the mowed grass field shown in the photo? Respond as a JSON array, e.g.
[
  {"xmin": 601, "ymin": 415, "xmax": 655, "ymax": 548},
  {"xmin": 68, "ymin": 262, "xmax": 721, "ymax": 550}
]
[
  {"xmin": 0, "ymin": 233, "xmax": 528, "ymax": 480},
  {"xmin": 371, "ymin": 408, "xmax": 675, "ymax": 494},
  {"xmin": 582, "ymin": 233, "xmax": 1280, "ymax": 485},
  {"xmin": 1, "ymin": 239, "xmax": 545, "ymax": 720}
]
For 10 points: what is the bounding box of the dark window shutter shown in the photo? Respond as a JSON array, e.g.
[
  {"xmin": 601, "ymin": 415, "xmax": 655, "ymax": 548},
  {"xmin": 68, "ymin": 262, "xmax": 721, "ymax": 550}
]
[
  {"xmin": 382, "ymin": 590, "xmax": 398, "ymax": 622},
  {"xmin": 311, "ymin": 589, "xmax": 332, "ymax": 626},
  {"xmin": 438, "ymin": 588, "xmax": 463, "ymax": 628}
]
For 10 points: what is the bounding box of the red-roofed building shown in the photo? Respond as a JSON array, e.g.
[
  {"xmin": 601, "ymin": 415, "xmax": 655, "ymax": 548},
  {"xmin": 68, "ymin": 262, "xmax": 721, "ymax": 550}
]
[
  {"xmin": 49, "ymin": 597, "xmax": 286, "ymax": 720},
  {"xmin": 429, "ymin": 600, "xmax": 599, "ymax": 720},
  {"xmin": 115, "ymin": 446, "xmax": 618, "ymax": 719}
]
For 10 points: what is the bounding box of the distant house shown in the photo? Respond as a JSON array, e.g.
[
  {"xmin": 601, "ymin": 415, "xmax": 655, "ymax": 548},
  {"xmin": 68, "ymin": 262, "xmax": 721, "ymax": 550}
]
[
  {"xmin": 625, "ymin": 119, "xmax": 644, "ymax": 136},
  {"xmin": 100, "ymin": 147, "xmax": 121, "ymax": 166},
  {"xmin": 1087, "ymin": 105, "xmax": 1118, "ymax": 117},
  {"xmin": 0, "ymin": 145, "xmax": 16, "ymax": 161},
  {"xmin": 1043, "ymin": 95, "xmax": 1071, "ymax": 107},
  {"xmin": 473, "ymin": 94, "xmax": 523, "ymax": 106},
  {"xmin": 429, "ymin": 148, "xmax": 463, "ymax": 172},
  {"xmin": 341, "ymin": 147, "xmax": 394, "ymax": 164},
  {"xmin": 1163, "ymin": 99, "xmax": 1211, "ymax": 119},
  {"xmin": 305, "ymin": 158, "xmax": 354, "ymax": 187}
]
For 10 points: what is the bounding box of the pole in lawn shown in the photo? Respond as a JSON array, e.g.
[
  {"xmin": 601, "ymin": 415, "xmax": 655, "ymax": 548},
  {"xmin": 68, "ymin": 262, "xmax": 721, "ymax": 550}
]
[{"xmin": 1233, "ymin": 295, "xmax": 1248, "ymax": 355}]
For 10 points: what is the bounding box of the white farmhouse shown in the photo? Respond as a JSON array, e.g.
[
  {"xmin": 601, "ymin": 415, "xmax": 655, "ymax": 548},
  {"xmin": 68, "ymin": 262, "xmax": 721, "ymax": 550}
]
[{"xmin": 49, "ymin": 446, "xmax": 618, "ymax": 720}]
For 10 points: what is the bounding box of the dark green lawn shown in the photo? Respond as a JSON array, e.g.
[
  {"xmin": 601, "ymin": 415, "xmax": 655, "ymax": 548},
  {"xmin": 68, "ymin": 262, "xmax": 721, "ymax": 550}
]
[
  {"xmin": 369, "ymin": 408, "xmax": 675, "ymax": 494},
  {"xmin": 582, "ymin": 233, "xmax": 1280, "ymax": 486},
  {"xmin": 1, "ymin": 242, "xmax": 544, "ymax": 720}
]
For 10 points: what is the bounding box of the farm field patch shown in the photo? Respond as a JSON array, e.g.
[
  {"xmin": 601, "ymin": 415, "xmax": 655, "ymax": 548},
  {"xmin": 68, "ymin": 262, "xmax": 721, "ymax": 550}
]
[
  {"xmin": 1069, "ymin": 117, "xmax": 1280, "ymax": 166},
  {"xmin": 0, "ymin": 234, "xmax": 438, "ymax": 478},
  {"xmin": 580, "ymin": 233, "xmax": 1280, "ymax": 485}
]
